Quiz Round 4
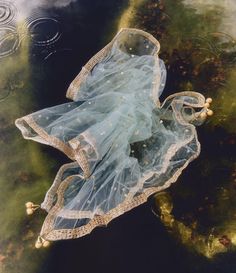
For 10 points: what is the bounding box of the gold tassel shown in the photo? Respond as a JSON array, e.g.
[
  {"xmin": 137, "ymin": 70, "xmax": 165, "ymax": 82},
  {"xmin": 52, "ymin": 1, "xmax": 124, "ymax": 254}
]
[
  {"xmin": 196, "ymin": 97, "xmax": 213, "ymax": 120},
  {"xmin": 25, "ymin": 201, "xmax": 40, "ymax": 215},
  {"xmin": 35, "ymin": 236, "xmax": 51, "ymax": 249}
]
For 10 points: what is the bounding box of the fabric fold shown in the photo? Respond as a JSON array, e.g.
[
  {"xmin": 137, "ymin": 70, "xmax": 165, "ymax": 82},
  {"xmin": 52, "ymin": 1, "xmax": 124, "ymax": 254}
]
[{"xmin": 15, "ymin": 28, "xmax": 207, "ymax": 242}]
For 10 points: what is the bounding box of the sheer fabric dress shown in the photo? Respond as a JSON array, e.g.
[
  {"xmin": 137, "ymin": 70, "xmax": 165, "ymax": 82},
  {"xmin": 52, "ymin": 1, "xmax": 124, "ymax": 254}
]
[{"xmin": 15, "ymin": 28, "xmax": 207, "ymax": 241}]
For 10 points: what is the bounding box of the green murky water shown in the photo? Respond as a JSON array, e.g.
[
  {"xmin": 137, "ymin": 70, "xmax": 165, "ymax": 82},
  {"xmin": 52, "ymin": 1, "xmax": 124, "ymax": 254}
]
[{"xmin": 0, "ymin": 1, "xmax": 235, "ymax": 273}]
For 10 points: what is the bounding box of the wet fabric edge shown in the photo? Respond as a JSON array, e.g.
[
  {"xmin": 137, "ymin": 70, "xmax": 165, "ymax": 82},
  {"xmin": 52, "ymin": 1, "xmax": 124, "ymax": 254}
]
[
  {"xmin": 39, "ymin": 129, "xmax": 200, "ymax": 241},
  {"xmin": 15, "ymin": 116, "xmax": 90, "ymax": 177}
]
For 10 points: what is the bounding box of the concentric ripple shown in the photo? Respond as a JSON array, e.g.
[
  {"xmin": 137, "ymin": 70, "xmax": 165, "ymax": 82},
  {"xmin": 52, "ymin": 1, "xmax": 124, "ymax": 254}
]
[
  {"xmin": 27, "ymin": 17, "xmax": 62, "ymax": 47},
  {"xmin": 0, "ymin": 1, "xmax": 16, "ymax": 25},
  {"xmin": 0, "ymin": 26, "xmax": 20, "ymax": 58}
]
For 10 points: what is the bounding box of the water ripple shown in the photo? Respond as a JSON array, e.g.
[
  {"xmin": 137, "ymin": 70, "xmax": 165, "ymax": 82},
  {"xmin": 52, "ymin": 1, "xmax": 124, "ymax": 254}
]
[
  {"xmin": 26, "ymin": 17, "xmax": 61, "ymax": 47},
  {"xmin": 0, "ymin": 1, "xmax": 16, "ymax": 25},
  {"xmin": 0, "ymin": 25, "xmax": 20, "ymax": 58}
]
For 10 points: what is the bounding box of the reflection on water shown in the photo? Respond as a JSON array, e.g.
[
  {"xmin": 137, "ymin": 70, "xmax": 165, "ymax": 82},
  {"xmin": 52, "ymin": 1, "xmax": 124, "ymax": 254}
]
[
  {"xmin": 117, "ymin": 0, "xmax": 145, "ymax": 29},
  {"xmin": 0, "ymin": 0, "xmax": 236, "ymax": 272},
  {"xmin": 0, "ymin": 1, "xmax": 64, "ymax": 60},
  {"xmin": 0, "ymin": 20, "xmax": 54, "ymax": 273},
  {"xmin": 124, "ymin": 0, "xmax": 236, "ymax": 259},
  {"xmin": 183, "ymin": 0, "xmax": 236, "ymax": 38},
  {"xmin": 7, "ymin": 0, "xmax": 77, "ymax": 17},
  {"xmin": 154, "ymin": 188, "xmax": 236, "ymax": 258}
]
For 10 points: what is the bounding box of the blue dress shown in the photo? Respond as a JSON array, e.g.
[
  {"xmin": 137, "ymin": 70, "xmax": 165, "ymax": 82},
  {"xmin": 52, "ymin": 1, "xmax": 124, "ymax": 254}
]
[{"xmin": 15, "ymin": 28, "xmax": 207, "ymax": 241}]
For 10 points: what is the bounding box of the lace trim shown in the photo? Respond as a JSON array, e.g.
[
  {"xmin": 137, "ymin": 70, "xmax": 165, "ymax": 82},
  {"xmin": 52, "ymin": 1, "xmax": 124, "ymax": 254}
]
[
  {"xmin": 162, "ymin": 91, "xmax": 206, "ymax": 109},
  {"xmin": 68, "ymin": 138, "xmax": 91, "ymax": 178},
  {"xmin": 66, "ymin": 28, "xmax": 161, "ymax": 107},
  {"xmin": 47, "ymin": 139, "xmax": 191, "ymax": 220},
  {"xmin": 40, "ymin": 162, "xmax": 79, "ymax": 211},
  {"xmin": 15, "ymin": 116, "xmax": 90, "ymax": 178},
  {"xmin": 38, "ymin": 91, "xmax": 205, "ymax": 240},
  {"xmin": 65, "ymin": 41, "xmax": 113, "ymax": 100},
  {"xmin": 40, "ymin": 133, "xmax": 200, "ymax": 241}
]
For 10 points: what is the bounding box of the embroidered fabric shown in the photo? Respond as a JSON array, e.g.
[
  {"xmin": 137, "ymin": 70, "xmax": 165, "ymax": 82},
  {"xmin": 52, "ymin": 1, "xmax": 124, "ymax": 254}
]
[{"xmin": 15, "ymin": 28, "xmax": 206, "ymax": 241}]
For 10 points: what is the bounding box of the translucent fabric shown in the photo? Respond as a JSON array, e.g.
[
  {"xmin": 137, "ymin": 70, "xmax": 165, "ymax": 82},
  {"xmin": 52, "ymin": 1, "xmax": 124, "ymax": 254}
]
[{"xmin": 15, "ymin": 28, "xmax": 207, "ymax": 241}]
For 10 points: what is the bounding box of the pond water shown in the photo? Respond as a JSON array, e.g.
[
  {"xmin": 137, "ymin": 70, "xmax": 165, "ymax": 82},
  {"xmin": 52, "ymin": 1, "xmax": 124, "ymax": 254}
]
[{"xmin": 0, "ymin": 0, "xmax": 236, "ymax": 273}]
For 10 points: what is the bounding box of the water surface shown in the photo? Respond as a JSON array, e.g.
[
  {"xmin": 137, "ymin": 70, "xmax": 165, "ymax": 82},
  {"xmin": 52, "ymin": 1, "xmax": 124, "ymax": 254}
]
[{"xmin": 0, "ymin": 1, "xmax": 235, "ymax": 273}]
